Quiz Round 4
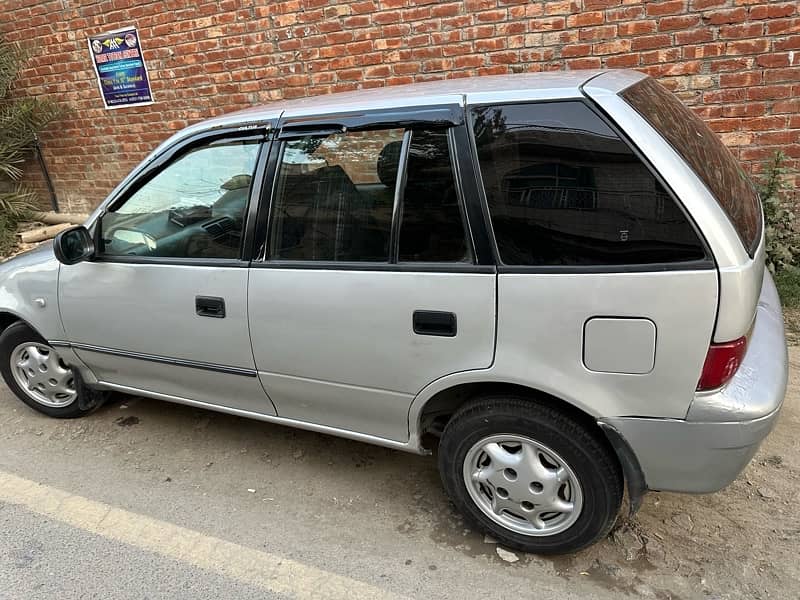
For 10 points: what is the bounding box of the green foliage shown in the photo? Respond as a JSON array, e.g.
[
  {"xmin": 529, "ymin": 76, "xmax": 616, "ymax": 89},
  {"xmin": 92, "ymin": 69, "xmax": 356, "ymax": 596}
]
[
  {"xmin": 775, "ymin": 268, "xmax": 800, "ymax": 309},
  {"xmin": 0, "ymin": 36, "xmax": 63, "ymax": 255},
  {"xmin": 757, "ymin": 152, "xmax": 799, "ymax": 275}
]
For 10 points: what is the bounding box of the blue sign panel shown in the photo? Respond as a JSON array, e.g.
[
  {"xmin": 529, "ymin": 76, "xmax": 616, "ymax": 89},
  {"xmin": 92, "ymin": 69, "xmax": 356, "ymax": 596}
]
[{"xmin": 88, "ymin": 27, "xmax": 154, "ymax": 109}]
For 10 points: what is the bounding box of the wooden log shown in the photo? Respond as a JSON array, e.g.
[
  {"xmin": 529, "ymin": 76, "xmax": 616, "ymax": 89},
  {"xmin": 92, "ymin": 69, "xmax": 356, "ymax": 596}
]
[
  {"xmin": 18, "ymin": 223, "xmax": 74, "ymax": 243},
  {"xmin": 30, "ymin": 211, "xmax": 89, "ymax": 225}
]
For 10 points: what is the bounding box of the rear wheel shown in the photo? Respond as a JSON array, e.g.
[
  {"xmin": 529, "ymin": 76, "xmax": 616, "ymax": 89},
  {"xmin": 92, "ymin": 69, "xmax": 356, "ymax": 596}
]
[
  {"xmin": 0, "ymin": 322, "xmax": 101, "ymax": 418},
  {"xmin": 438, "ymin": 396, "xmax": 623, "ymax": 554}
]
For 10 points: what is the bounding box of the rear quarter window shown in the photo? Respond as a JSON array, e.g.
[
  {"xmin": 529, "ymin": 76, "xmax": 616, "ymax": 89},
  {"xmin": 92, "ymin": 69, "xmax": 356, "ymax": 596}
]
[
  {"xmin": 470, "ymin": 101, "xmax": 707, "ymax": 267},
  {"xmin": 621, "ymin": 78, "xmax": 762, "ymax": 256}
]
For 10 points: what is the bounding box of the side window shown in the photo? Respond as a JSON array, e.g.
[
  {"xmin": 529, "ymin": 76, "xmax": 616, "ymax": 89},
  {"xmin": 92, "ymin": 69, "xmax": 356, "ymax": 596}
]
[
  {"xmin": 471, "ymin": 102, "xmax": 706, "ymax": 266},
  {"xmin": 100, "ymin": 139, "xmax": 260, "ymax": 260},
  {"xmin": 398, "ymin": 129, "xmax": 471, "ymax": 262},
  {"xmin": 269, "ymin": 128, "xmax": 404, "ymax": 262}
]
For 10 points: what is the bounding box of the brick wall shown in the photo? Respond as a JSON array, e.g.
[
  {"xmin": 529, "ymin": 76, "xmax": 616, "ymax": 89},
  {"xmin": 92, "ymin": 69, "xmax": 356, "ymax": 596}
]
[{"xmin": 2, "ymin": 0, "xmax": 798, "ymax": 213}]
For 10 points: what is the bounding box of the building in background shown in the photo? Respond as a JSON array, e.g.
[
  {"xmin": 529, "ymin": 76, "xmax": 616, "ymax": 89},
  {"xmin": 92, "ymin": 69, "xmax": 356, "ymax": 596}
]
[{"xmin": 2, "ymin": 0, "xmax": 798, "ymax": 213}]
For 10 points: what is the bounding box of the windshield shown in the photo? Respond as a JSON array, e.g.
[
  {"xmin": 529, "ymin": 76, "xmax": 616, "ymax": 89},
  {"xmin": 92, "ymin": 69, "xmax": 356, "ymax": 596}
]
[{"xmin": 621, "ymin": 78, "xmax": 762, "ymax": 256}]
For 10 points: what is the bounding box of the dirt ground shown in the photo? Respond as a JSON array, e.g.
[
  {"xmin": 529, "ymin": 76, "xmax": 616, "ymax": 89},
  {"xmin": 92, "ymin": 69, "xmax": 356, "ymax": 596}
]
[
  {"xmin": 538, "ymin": 344, "xmax": 800, "ymax": 599},
  {"xmin": 0, "ymin": 328, "xmax": 797, "ymax": 599}
]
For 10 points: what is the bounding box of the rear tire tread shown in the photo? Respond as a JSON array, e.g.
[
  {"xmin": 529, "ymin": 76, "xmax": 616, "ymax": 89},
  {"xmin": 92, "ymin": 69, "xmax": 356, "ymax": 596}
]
[{"xmin": 438, "ymin": 395, "xmax": 623, "ymax": 555}]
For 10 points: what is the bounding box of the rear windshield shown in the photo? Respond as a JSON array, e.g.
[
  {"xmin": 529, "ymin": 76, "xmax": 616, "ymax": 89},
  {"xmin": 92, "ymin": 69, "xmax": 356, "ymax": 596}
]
[{"xmin": 621, "ymin": 78, "xmax": 761, "ymax": 256}]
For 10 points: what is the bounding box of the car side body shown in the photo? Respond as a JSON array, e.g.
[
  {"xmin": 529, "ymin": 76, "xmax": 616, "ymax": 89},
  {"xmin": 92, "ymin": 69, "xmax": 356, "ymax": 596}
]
[{"xmin": 0, "ymin": 69, "xmax": 787, "ymax": 553}]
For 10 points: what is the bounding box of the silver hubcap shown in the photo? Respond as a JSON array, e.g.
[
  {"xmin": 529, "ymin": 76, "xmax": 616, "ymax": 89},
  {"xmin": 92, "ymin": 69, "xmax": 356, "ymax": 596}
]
[
  {"xmin": 463, "ymin": 434, "xmax": 583, "ymax": 537},
  {"xmin": 10, "ymin": 342, "xmax": 77, "ymax": 408}
]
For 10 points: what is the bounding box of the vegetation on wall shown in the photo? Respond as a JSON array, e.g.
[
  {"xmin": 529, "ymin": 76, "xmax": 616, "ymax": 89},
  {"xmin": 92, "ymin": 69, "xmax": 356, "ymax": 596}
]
[
  {"xmin": 757, "ymin": 152, "xmax": 800, "ymax": 308},
  {"xmin": 0, "ymin": 36, "xmax": 62, "ymax": 255}
]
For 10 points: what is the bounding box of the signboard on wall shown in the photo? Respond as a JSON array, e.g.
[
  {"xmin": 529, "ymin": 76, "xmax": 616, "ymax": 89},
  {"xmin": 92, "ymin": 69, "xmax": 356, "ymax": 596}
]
[{"xmin": 88, "ymin": 26, "xmax": 153, "ymax": 109}]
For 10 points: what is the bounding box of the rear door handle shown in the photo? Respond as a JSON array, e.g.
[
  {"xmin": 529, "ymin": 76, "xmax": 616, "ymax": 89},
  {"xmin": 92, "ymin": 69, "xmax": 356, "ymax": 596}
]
[
  {"xmin": 196, "ymin": 296, "xmax": 226, "ymax": 318},
  {"xmin": 413, "ymin": 310, "xmax": 457, "ymax": 337}
]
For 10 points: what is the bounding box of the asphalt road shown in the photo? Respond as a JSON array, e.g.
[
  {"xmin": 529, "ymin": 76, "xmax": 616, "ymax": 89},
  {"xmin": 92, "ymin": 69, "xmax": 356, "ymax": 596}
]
[
  {"xmin": 0, "ymin": 385, "xmax": 612, "ymax": 600},
  {"xmin": 1, "ymin": 369, "xmax": 797, "ymax": 600}
]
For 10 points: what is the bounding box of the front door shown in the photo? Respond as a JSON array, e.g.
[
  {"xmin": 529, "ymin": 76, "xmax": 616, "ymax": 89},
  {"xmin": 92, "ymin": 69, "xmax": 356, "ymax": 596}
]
[
  {"xmin": 247, "ymin": 112, "xmax": 496, "ymax": 442},
  {"xmin": 59, "ymin": 130, "xmax": 275, "ymax": 415}
]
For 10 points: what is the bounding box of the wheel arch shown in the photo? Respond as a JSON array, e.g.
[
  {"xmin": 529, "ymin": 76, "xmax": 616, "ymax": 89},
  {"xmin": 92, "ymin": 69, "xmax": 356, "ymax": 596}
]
[
  {"xmin": 410, "ymin": 377, "xmax": 646, "ymax": 515},
  {"xmin": 0, "ymin": 311, "xmax": 35, "ymax": 337},
  {"xmin": 412, "ymin": 380, "xmax": 600, "ymax": 448}
]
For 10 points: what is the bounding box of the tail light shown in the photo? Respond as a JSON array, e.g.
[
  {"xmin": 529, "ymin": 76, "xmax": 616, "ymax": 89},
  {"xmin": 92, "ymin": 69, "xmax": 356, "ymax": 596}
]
[{"xmin": 697, "ymin": 336, "xmax": 748, "ymax": 391}]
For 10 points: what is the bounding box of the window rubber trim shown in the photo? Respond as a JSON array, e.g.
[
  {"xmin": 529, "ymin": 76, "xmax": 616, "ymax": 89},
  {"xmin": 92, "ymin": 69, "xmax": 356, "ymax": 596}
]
[{"xmin": 248, "ymin": 261, "xmax": 495, "ymax": 273}]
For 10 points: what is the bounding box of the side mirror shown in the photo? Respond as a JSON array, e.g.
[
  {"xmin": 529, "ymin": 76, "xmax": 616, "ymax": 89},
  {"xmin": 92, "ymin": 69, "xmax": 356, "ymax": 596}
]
[{"xmin": 53, "ymin": 226, "xmax": 95, "ymax": 265}]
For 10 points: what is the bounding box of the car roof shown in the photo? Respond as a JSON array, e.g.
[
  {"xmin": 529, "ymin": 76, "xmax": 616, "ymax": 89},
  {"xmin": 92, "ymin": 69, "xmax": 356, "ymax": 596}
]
[
  {"xmin": 137, "ymin": 69, "xmax": 645, "ymax": 180},
  {"xmin": 193, "ymin": 69, "xmax": 631, "ymax": 133}
]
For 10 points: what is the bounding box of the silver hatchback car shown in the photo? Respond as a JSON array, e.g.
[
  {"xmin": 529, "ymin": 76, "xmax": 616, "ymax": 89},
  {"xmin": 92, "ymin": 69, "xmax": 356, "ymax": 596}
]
[{"xmin": 0, "ymin": 70, "xmax": 787, "ymax": 554}]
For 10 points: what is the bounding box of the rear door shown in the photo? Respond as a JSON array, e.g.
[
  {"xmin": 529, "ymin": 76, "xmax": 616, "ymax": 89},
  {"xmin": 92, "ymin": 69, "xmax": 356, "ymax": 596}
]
[{"xmin": 247, "ymin": 107, "xmax": 496, "ymax": 442}]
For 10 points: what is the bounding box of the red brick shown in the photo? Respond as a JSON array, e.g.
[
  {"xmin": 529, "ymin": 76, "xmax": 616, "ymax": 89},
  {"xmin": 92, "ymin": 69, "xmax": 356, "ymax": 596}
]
[
  {"xmin": 646, "ymin": 0, "xmax": 686, "ymax": 16},
  {"xmin": 605, "ymin": 53, "xmax": 640, "ymax": 67},
  {"xmin": 658, "ymin": 15, "xmax": 701, "ymax": 31},
  {"xmin": 773, "ymin": 99, "xmax": 800, "ymax": 114},
  {"xmin": 566, "ymin": 57, "xmax": 602, "ymax": 69},
  {"xmin": 704, "ymin": 8, "xmax": 747, "ymax": 25},
  {"xmin": 475, "ymin": 8, "xmax": 507, "ymax": 22},
  {"xmin": 766, "ymin": 17, "xmax": 800, "ymax": 35},
  {"xmin": 605, "ymin": 6, "xmax": 645, "ymax": 21},
  {"xmin": 775, "ymin": 36, "xmax": 800, "ymax": 51},
  {"xmin": 741, "ymin": 116, "xmax": 789, "ymax": 131},
  {"xmin": 618, "ymin": 20, "xmax": 657, "ymax": 36},
  {"xmin": 710, "ymin": 57, "xmax": 753, "ymax": 72},
  {"xmin": 682, "ymin": 42, "xmax": 725, "ymax": 58},
  {"xmin": 593, "ymin": 40, "xmax": 632, "ymax": 54},
  {"xmin": 561, "ymin": 43, "xmax": 592, "ymax": 57},
  {"xmin": 631, "ymin": 34, "xmax": 673, "ymax": 50},
  {"xmin": 690, "ymin": 0, "xmax": 726, "ymax": 8},
  {"xmin": 578, "ymin": 25, "xmax": 617, "ymax": 40},
  {"xmin": 756, "ymin": 53, "xmax": 793, "ymax": 68},
  {"xmin": 719, "ymin": 71, "xmax": 762, "ymax": 87},
  {"xmin": 747, "ymin": 85, "xmax": 793, "ymax": 100},
  {"xmin": 453, "ymin": 54, "xmax": 484, "ymax": 68},
  {"xmin": 431, "ymin": 2, "xmax": 461, "ymax": 17},
  {"xmin": 719, "ymin": 23, "xmax": 764, "ymax": 39},
  {"xmin": 725, "ymin": 39, "xmax": 770, "ymax": 54},
  {"xmin": 565, "ymin": 11, "xmax": 604, "ymax": 27},
  {"xmin": 475, "ymin": 38, "xmax": 507, "ymax": 51},
  {"xmin": 583, "ymin": 0, "xmax": 622, "ymax": 8},
  {"xmin": 530, "ymin": 17, "xmax": 566, "ymax": 30},
  {"xmin": 749, "ymin": 3, "xmax": 797, "ymax": 20},
  {"xmin": 489, "ymin": 51, "xmax": 520, "ymax": 64},
  {"xmin": 765, "ymin": 67, "xmax": 800, "ymax": 84},
  {"xmin": 723, "ymin": 102, "xmax": 767, "ymax": 117},
  {"xmin": 675, "ymin": 28, "xmax": 714, "ymax": 44}
]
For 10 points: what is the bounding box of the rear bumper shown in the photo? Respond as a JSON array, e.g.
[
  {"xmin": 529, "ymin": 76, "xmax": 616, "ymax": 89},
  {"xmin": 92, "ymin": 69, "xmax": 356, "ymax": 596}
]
[{"xmin": 600, "ymin": 271, "xmax": 788, "ymax": 493}]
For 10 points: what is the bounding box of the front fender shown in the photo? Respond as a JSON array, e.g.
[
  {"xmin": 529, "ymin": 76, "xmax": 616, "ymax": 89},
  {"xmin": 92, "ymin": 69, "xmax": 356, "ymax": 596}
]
[{"xmin": 0, "ymin": 244, "xmax": 64, "ymax": 340}]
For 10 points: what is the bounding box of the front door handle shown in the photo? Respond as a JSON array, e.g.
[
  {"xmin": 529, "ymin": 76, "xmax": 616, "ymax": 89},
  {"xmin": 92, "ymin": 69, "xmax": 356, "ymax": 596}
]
[
  {"xmin": 196, "ymin": 296, "xmax": 226, "ymax": 318},
  {"xmin": 413, "ymin": 310, "xmax": 457, "ymax": 337}
]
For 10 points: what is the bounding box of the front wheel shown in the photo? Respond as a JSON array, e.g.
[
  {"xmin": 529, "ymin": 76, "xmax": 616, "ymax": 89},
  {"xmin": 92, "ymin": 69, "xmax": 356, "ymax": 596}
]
[
  {"xmin": 438, "ymin": 396, "xmax": 623, "ymax": 554},
  {"xmin": 0, "ymin": 322, "xmax": 102, "ymax": 418}
]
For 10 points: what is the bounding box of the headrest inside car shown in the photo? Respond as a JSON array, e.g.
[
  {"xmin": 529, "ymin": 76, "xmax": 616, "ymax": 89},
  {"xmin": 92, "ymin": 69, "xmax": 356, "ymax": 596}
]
[{"xmin": 377, "ymin": 140, "xmax": 403, "ymax": 187}]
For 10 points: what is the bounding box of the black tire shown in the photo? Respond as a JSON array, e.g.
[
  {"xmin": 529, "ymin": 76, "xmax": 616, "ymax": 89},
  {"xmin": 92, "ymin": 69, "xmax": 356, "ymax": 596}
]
[
  {"xmin": 0, "ymin": 322, "xmax": 102, "ymax": 418},
  {"xmin": 438, "ymin": 395, "xmax": 623, "ymax": 555}
]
